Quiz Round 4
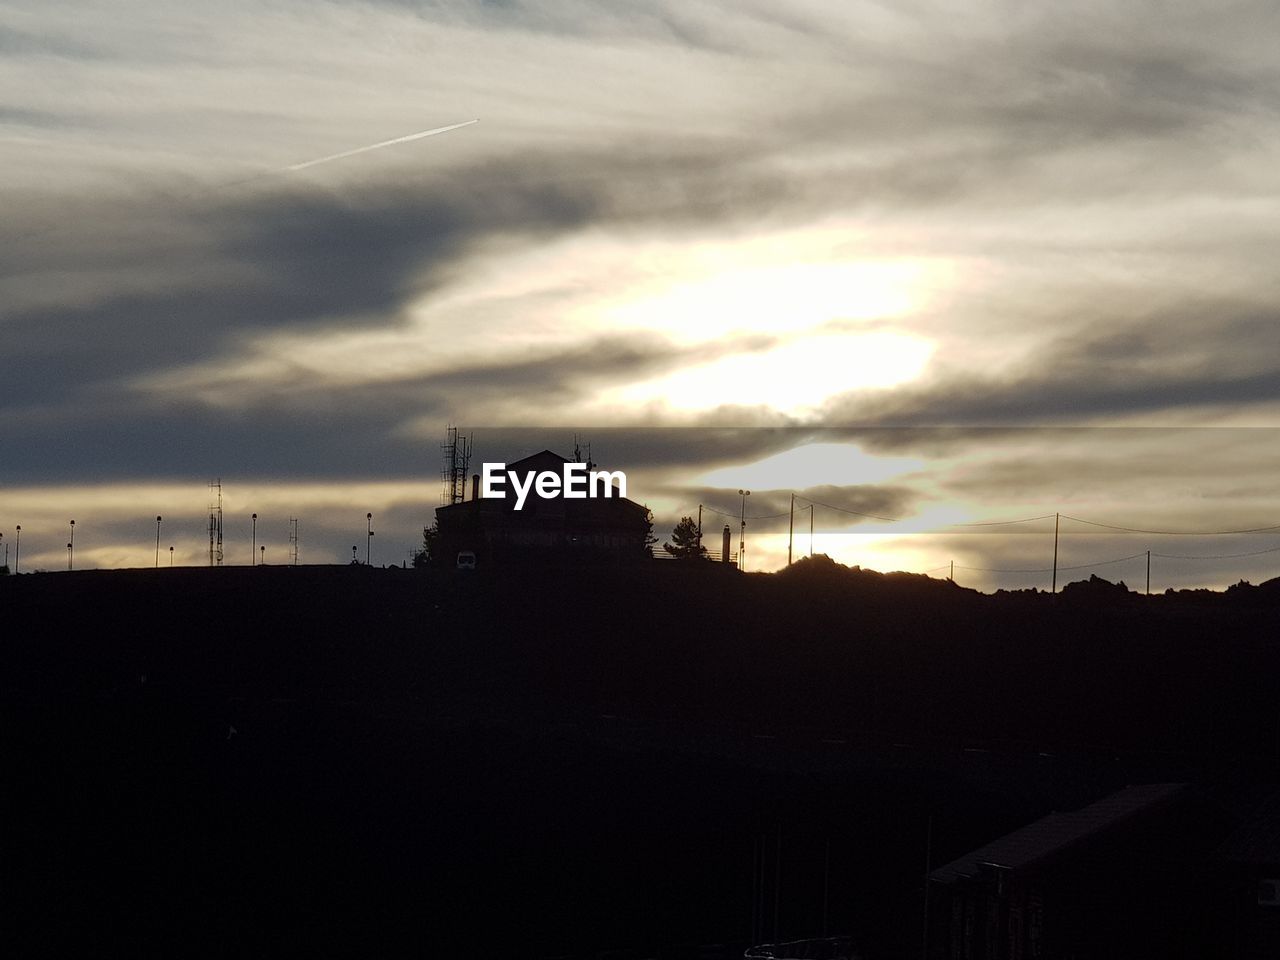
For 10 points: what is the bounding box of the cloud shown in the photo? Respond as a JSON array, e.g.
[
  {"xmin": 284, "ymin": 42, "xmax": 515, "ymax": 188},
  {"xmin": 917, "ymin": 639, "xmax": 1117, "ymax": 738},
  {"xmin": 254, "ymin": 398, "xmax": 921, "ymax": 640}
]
[
  {"xmin": 823, "ymin": 302, "xmax": 1280, "ymax": 427},
  {"xmin": 4, "ymin": 1, "xmax": 1280, "ymax": 578}
]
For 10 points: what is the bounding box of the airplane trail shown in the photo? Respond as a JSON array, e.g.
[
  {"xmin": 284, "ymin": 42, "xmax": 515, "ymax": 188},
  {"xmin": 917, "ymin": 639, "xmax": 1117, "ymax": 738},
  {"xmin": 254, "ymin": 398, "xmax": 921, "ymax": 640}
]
[
  {"xmin": 283, "ymin": 119, "xmax": 479, "ymax": 172},
  {"xmin": 3, "ymin": 119, "xmax": 479, "ymax": 249}
]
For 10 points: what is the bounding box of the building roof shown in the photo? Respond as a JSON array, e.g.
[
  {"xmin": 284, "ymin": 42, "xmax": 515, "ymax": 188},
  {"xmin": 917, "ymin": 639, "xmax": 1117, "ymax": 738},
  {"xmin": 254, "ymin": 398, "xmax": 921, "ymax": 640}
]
[
  {"xmin": 1217, "ymin": 789, "xmax": 1280, "ymax": 867},
  {"xmin": 929, "ymin": 783, "xmax": 1187, "ymax": 884}
]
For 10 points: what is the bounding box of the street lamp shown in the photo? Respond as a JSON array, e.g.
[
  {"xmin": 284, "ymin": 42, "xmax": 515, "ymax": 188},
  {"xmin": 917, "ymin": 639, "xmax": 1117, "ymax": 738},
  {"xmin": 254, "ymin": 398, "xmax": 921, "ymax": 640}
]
[
  {"xmin": 169, "ymin": 545, "xmax": 174, "ymax": 567},
  {"xmin": 251, "ymin": 513, "xmax": 258, "ymax": 566},
  {"xmin": 14, "ymin": 525, "xmax": 20, "ymax": 574},
  {"xmin": 68, "ymin": 520, "xmax": 75, "ymax": 570},
  {"xmin": 260, "ymin": 544, "xmax": 265, "ymax": 565},
  {"xmin": 155, "ymin": 516, "xmax": 163, "ymax": 568},
  {"xmin": 737, "ymin": 490, "xmax": 750, "ymax": 571},
  {"xmin": 366, "ymin": 513, "xmax": 374, "ymax": 567}
]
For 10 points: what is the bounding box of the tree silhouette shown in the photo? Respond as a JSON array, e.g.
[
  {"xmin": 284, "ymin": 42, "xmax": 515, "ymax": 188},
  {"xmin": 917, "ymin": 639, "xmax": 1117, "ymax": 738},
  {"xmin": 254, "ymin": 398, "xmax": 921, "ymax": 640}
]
[
  {"xmin": 641, "ymin": 508, "xmax": 658, "ymax": 557},
  {"xmin": 412, "ymin": 523, "xmax": 440, "ymax": 568},
  {"xmin": 663, "ymin": 516, "xmax": 706, "ymax": 560}
]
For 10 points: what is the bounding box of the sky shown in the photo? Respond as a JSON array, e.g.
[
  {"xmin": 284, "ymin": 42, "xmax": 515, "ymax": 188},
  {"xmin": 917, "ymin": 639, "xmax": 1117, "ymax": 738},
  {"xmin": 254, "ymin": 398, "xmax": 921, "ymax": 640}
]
[{"xmin": 3, "ymin": 0, "xmax": 1280, "ymax": 587}]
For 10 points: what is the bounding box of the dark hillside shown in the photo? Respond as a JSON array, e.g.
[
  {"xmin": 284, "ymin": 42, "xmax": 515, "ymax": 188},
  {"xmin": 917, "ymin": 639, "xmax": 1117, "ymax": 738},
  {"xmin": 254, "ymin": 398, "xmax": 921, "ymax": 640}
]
[{"xmin": 3, "ymin": 560, "xmax": 1278, "ymax": 956}]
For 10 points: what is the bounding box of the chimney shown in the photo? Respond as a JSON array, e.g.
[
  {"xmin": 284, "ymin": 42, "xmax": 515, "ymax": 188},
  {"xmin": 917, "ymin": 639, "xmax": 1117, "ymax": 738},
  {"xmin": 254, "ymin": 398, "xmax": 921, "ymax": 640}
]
[
  {"xmin": 471, "ymin": 474, "xmax": 480, "ymax": 501},
  {"xmin": 722, "ymin": 525, "xmax": 732, "ymax": 564}
]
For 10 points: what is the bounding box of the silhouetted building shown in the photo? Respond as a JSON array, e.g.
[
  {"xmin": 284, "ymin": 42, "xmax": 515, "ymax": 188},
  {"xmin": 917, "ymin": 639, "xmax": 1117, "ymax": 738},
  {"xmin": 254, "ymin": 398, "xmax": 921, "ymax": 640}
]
[
  {"xmin": 434, "ymin": 450, "xmax": 652, "ymax": 565},
  {"xmin": 926, "ymin": 783, "xmax": 1233, "ymax": 959},
  {"xmin": 1217, "ymin": 789, "xmax": 1280, "ymax": 959}
]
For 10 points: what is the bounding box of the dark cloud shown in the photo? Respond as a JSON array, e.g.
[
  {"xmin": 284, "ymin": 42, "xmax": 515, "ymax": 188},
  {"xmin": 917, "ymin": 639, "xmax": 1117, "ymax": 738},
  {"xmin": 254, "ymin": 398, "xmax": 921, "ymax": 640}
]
[
  {"xmin": 0, "ymin": 336, "xmax": 780, "ymax": 484},
  {"xmin": 0, "ymin": 167, "xmax": 599, "ymax": 404},
  {"xmin": 824, "ymin": 304, "xmax": 1280, "ymax": 427},
  {"xmin": 665, "ymin": 483, "xmax": 916, "ymax": 527}
]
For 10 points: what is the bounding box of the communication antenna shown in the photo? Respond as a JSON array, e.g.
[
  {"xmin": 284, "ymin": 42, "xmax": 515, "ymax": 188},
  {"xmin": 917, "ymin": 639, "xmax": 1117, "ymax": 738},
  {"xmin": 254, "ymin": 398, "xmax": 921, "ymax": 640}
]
[
  {"xmin": 208, "ymin": 480, "xmax": 224, "ymax": 566},
  {"xmin": 572, "ymin": 433, "xmax": 594, "ymax": 470},
  {"xmin": 440, "ymin": 426, "xmax": 473, "ymax": 505},
  {"xmin": 289, "ymin": 517, "xmax": 299, "ymax": 566}
]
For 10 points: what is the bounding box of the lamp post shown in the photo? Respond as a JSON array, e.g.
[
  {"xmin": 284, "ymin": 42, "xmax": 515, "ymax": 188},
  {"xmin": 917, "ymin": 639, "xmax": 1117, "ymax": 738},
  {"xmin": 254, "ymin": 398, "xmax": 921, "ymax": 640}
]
[
  {"xmin": 14, "ymin": 525, "xmax": 19, "ymax": 574},
  {"xmin": 260, "ymin": 545, "xmax": 265, "ymax": 566},
  {"xmin": 251, "ymin": 513, "xmax": 258, "ymax": 566},
  {"xmin": 155, "ymin": 516, "xmax": 163, "ymax": 568},
  {"xmin": 169, "ymin": 545, "xmax": 174, "ymax": 567},
  {"xmin": 68, "ymin": 519, "xmax": 75, "ymax": 570},
  {"xmin": 737, "ymin": 489, "xmax": 750, "ymax": 571},
  {"xmin": 366, "ymin": 513, "xmax": 374, "ymax": 566}
]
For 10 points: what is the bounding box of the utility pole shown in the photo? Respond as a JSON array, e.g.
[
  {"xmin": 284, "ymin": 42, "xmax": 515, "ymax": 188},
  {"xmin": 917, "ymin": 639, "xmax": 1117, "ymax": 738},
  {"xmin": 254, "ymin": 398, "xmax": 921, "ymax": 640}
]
[
  {"xmin": 68, "ymin": 519, "xmax": 75, "ymax": 571},
  {"xmin": 697, "ymin": 504, "xmax": 702, "ymax": 554},
  {"xmin": 251, "ymin": 513, "xmax": 257, "ymax": 566},
  {"xmin": 809, "ymin": 504, "xmax": 814, "ymax": 558},
  {"xmin": 950, "ymin": 560, "xmax": 954, "ymax": 582},
  {"xmin": 14, "ymin": 525, "xmax": 20, "ymax": 574},
  {"xmin": 822, "ymin": 836, "xmax": 831, "ymax": 937},
  {"xmin": 738, "ymin": 490, "xmax": 750, "ymax": 571},
  {"xmin": 1146, "ymin": 550, "xmax": 1151, "ymax": 595},
  {"xmin": 367, "ymin": 513, "xmax": 374, "ymax": 566},
  {"xmin": 921, "ymin": 814, "xmax": 933, "ymax": 960},
  {"xmin": 788, "ymin": 493, "xmax": 795, "ymax": 565},
  {"xmin": 155, "ymin": 516, "xmax": 162, "ymax": 568},
  {"xmin": 1051, "ymin": 512, "xmax": 1060, "ymax": 593},
  {"xmin": 773, "ymin": 823, "xmax": 782, "ymax": 941}
]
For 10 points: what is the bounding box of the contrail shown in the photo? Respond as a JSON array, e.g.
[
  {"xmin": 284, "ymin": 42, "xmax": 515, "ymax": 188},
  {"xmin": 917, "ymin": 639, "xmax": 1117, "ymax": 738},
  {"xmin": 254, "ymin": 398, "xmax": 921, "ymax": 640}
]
[
  {"xmin": 283, "ymin": 119, "xmax": 478, "ymax": 172},
  {"xmin": 4, "ymin": 119, "xmax": 479, "ymax": 249}
]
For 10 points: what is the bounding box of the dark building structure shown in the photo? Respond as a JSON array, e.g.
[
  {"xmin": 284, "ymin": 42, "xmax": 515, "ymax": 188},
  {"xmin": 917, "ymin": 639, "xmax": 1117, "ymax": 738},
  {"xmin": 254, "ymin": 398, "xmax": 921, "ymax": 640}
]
[
  {"xmin": 925, "ymin": 783, "xmax": 1237, "ymax": 959},
  {"xmin": 1217, "ymin": 790, "xmax": 1280, "ymax": 960},
  {"xmin": 433, "ymin": 450, "xmax": 653, "ymax": 565}
]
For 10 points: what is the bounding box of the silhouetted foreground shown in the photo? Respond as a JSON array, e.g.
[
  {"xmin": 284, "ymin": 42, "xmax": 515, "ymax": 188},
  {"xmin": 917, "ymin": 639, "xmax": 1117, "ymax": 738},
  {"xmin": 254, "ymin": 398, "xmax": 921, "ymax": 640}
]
[{"xmin": 4, "ymin": 559, "xmax": 1278, "ymax": 956}]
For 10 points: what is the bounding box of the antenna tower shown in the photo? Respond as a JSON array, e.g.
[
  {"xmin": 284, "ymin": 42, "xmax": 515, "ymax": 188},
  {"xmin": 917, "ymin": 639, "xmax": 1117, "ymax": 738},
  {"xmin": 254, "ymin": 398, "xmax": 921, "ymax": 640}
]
[
  {"xmin": 440, "ymin": 426, "xmax": 473, "ymax": 505},
  {"xmin": 289, "ymin": 517, "xmax": 299, "ymax": 566},
  {"xmin": 573, "ymin": 433, "xmax": 594, "ymax": 470},
  {"xmin": 208, "ymin": 479, "xmax": 224, "ymax": 566}
]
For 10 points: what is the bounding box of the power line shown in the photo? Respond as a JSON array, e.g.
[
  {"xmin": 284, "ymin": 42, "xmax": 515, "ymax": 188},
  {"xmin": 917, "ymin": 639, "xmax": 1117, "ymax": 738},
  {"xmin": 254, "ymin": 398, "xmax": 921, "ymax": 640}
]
[
  {"xmin": 678, "ymin": 501, "xmax": 1280, "ymax": 535},
  {"xmin": 698, "ymin": 504, "xmax": 792, "ymax": 521},
  {"xmin": 955, "ymin": 551, "xmax": 1148, "ymax": 575},
  {"xmin": 1059, "ymin": 515, "xmax": 1280, "ymax": 536},
  {"xmin": 793, "ymin": 495, "xmax": 900, "ymax": 522},
  {"xmin": 1150, "ymin": 544, "xmax": 1280, "ymax": 561},
  {"xmin": 949, "ymin": 514, "xmax": 1057, "ymax": 527},
  {"xmin": 661, "ymin": 494, "xmax": 1280, "ymax": 569}
]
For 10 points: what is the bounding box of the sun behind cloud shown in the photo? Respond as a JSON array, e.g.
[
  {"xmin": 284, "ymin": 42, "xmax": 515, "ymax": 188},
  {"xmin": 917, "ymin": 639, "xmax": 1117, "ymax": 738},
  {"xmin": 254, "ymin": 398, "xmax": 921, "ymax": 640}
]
[{"xmin": 607, "ymin": 329, "xmax": 934, "ymax": 415}]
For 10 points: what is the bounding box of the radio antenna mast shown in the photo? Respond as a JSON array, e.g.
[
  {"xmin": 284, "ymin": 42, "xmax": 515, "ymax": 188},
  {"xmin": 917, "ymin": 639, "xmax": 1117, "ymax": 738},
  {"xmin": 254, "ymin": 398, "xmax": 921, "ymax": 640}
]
[{"xmin": 208, "ymin": 480, "xmax": 224, "ymax": 566}]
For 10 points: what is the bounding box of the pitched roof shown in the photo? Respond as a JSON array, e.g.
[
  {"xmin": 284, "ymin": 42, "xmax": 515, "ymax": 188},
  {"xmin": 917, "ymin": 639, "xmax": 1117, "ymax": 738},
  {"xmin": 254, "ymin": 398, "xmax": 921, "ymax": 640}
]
[
  {"xmin": 506, "ymin": 449, "xmax": 570, "ymax": 470},
  {"xmin": 929, "ymin": 783, "xmax": 1187, "ymax": 884}
]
